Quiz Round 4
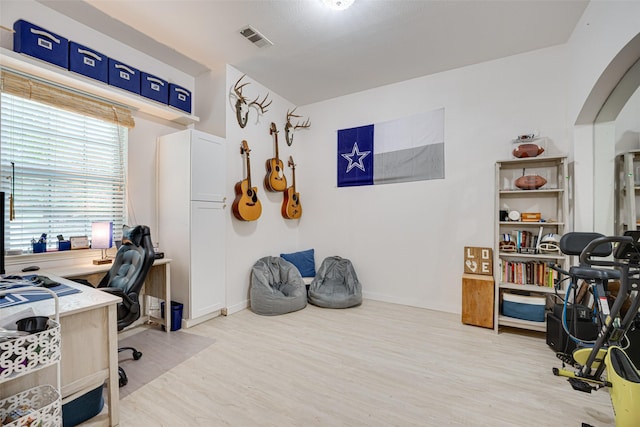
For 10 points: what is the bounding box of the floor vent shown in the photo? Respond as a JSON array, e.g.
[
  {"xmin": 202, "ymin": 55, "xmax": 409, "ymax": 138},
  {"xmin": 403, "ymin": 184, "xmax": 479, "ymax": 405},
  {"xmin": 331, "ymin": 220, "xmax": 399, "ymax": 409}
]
[{"xmin": 239, "ymin": 26, "xmax": 273, "ymax": 48}]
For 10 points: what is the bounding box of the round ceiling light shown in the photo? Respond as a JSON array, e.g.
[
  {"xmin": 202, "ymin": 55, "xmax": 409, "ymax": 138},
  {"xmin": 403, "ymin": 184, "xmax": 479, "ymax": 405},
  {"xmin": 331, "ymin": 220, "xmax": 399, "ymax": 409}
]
[{"xmin": 323, "ymin": 0, "xmax": 355, "ymax": 11}]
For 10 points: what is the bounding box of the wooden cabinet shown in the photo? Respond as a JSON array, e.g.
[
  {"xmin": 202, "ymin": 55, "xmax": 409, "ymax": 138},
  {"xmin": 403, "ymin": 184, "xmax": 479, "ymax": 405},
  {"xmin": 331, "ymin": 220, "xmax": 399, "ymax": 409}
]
[
  {"xmin": 462, "ymin": 273, "xmax": 494, "ymax": 329},
  {"xmin": 494, "ymin": 155, "xmax": 569, "ymax": 333},
  {"xmin": 157, "ymin": 130, "xmax": 226, "ymax": 328}
]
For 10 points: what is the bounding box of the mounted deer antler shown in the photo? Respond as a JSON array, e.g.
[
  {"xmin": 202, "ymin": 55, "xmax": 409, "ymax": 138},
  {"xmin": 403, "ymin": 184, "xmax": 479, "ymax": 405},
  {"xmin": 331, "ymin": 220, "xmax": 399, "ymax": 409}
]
[
  {"xmin": 231, "ymin": 74, "xmax": 272, "ymax": 128},
  {"xmin": 284, "ymin": 107, "xmax": 311, "ymax": 146}
]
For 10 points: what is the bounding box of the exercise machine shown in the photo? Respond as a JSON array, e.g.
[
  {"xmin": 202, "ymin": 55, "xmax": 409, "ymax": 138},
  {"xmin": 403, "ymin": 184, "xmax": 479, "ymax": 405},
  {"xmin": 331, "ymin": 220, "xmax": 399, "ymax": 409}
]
[{"xmin": 550, "ymin": 232, "xmax": 640, "ymax": 427}]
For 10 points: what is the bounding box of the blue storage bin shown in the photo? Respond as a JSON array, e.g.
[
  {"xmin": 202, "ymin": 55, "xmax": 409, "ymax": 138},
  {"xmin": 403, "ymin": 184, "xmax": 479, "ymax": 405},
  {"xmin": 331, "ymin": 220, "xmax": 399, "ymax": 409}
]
[
  {"xmin": 69, "ymin": 42, "xmax": 108, "ymax": 83},
  {"xmin": 58, "ymin": 240, "xmax": 71, "ymax": 251},
  {"xmin": 62, "ymin": 384, "xmax": 104, "ymax": 427},
  {"xmin": 108, "ymin": 59, "xmax": 140, "ymax": 94},
  {"xmin": 502, "ymin": 293, "xmax": 546, "ymax": 322},
  {"xmin": 141, "ymin": 72, "xmax": 169, "ymax": 104},
  {"xmin": 168, "ymin": 83, "xmax": 192, "ymax": 114},
  {"xmin": 13, "ymin": 19, "xmax": 68, "ymax": 68}
]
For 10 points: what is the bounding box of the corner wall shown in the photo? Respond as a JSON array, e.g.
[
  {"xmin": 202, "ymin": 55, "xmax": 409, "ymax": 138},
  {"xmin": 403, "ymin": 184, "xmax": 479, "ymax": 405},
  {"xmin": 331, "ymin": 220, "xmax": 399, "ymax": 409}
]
[{"xmin": 223, "ymin": 66, "xmax": 302, "ymax": 314}]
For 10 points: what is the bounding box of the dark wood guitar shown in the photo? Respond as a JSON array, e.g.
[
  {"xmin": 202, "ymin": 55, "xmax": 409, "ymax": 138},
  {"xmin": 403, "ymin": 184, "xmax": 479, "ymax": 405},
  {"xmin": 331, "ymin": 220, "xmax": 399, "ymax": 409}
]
[
  {"xmin": 282, "ymin": 156, "xmax": 302, "ymax": 219},
  {"xmin": 264, "ymin": 122, "xmax": 287, "ymax": 192},
  {"xmin": 232, "ymin": 140, "xmax": 262, "ymax": 221}
]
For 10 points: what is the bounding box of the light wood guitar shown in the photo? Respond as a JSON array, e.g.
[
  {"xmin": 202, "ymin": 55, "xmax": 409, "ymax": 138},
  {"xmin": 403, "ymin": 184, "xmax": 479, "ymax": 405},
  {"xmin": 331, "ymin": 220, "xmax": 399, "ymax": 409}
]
[
  {"xmin": 264, "ymin": 122, "xmax": 287, "ymax": 192},
  {"xmin": 282, "ymin": 156, "xmax": 302, "ymax": 219},
  {"xmin": 232, "ymin": 140, "xmax": 262, "ymax": 221}
]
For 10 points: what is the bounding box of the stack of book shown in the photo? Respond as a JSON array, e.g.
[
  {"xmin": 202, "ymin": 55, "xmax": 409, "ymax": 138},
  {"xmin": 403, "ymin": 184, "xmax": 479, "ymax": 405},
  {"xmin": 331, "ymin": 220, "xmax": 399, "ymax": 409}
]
[{"xmin": 500, "ymin": 260, "xmax": 558, "ymax": 287}]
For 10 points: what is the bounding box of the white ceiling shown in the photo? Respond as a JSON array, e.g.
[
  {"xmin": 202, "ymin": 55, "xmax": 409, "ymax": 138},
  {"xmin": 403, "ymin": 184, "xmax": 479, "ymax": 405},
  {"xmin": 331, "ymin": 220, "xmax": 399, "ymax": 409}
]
[{"xmin": 39, "ymin": 0, "xmax": 589, "ymax": 106}]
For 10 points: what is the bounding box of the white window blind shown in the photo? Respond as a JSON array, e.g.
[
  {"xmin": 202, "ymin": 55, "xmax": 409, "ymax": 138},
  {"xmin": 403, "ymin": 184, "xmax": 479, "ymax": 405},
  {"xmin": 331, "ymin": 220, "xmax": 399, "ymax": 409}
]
[{"xmin": 1, "ymin": 92, "xmax": 127, "ymax": 252}]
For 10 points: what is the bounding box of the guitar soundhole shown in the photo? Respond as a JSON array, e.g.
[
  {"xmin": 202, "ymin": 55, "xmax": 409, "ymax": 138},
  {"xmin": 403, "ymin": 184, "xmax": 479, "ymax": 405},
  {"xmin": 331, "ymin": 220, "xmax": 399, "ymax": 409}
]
[
  {"xmin": 247, "ymin": 189, "xmax": 258, "ymax": 203},
  {"xmin": 293, "ymin": 195, "xmax": 298, "ymax": 203},
  {"xmin": 275, "ymin": 166, "xmax": 280, "ymax": 172}
]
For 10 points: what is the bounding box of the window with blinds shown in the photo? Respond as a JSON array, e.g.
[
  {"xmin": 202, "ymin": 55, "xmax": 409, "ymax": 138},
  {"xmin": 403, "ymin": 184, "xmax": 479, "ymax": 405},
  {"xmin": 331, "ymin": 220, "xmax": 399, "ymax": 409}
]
[{"xmin": 1, "ymin": 92, "xmax": 128, "ymax": 252}]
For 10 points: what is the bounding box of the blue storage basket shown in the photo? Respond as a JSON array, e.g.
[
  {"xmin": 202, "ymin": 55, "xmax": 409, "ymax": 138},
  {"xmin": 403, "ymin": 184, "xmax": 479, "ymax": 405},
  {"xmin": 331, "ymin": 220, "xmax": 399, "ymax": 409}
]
[
  {"xmin": 69, "ymin": 42, "xmax": 108, "ymax": 83},
  {"xmin": 502, "ymin": 293, "xmax": 546, "ymax": 322},
  {"xmin": 13, "ymin": 19, "xmax": 68, "ymax": 68},
  {"xmin": 62, "ymin": 384, "xmax": 104, "ymax": 427},
  {"xmin": 108, "ymin": 59, "xmax": 140, "ymax": 94},
  {"xmin": 168, "ymin": 84, "xmax": 192, "ymax": 114},
  {"xmin": 141, "ymin": 72, "xmax": 169, "ymax": 104}
]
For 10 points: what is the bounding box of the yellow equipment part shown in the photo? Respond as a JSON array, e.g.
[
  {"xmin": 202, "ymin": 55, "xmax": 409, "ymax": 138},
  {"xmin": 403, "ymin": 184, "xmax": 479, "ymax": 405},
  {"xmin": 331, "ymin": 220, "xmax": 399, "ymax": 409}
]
[
  {"xmin": 573, "ymin": 347, "xmax": 607, "ymax": 371},
  {"xmin": 605, "ymin": 346, "xmax": 640, "ymax": 427}
]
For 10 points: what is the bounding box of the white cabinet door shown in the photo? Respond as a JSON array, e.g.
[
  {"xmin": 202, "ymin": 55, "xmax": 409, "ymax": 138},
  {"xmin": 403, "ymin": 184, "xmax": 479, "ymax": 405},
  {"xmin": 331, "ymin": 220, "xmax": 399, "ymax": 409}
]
[
  {"xmin": 191, "ymin": 131, "xmax": 226, "ymax": 203},
  {"xmin": 189, "ymin": 201, "xmax": 225, "ymax": 319}
]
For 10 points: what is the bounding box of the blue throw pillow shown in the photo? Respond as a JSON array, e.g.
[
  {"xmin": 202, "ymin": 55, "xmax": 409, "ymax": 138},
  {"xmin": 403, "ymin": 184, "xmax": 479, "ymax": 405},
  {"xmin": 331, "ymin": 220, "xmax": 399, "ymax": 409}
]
[{"xmin": 280, "ymin": 249, "xmax": 316, "ymax": 277}]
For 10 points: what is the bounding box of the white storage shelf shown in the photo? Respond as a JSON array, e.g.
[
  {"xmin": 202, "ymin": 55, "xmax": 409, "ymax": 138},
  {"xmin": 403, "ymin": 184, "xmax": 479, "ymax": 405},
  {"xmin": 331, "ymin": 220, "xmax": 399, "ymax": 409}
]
[
  {"xmin": 0, "ymin": 47, "xmax": 199, "ymax": 126},
  {"xmin": 615, "ymin": 150, "xmax": 640, "ymax": 234},
  {"xmin": 0, "ymin": 320, "xmax": 61, "ymax": 382},
  {"xmin": 497, "ymin": 315, "xmax": 546, "ymax": 332},
  {"xmin": 494, "ymin": 155, "xmax": 570, "ymax": 333},
  {"xmin": 0, "ymin": 288, "xmax": 62, "ymax": 427}
]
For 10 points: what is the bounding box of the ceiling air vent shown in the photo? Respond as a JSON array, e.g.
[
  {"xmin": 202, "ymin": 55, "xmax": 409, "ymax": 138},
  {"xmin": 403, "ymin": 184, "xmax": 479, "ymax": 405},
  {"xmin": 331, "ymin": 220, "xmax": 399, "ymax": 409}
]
[{"xmin": 239, "ymin": 25, "xmax": 273, "ymax": 48}]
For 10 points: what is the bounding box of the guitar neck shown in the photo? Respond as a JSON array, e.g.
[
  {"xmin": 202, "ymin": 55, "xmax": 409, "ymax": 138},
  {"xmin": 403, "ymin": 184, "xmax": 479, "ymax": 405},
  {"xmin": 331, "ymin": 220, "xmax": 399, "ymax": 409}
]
[
  {"xmin": 292, "ymin": 165, "xmax": 296, "ymax": 191},
  {"xmin": 246, "ymin": 153, "xmax": 252, "ymax": 188}
]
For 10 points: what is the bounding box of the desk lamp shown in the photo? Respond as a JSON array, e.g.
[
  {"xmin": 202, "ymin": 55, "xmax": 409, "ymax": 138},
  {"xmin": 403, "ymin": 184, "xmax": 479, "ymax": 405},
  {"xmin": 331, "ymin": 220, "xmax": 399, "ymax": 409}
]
[{"xmin": 92, "ymin": 221, "xmax": 113, "ymax": 265}]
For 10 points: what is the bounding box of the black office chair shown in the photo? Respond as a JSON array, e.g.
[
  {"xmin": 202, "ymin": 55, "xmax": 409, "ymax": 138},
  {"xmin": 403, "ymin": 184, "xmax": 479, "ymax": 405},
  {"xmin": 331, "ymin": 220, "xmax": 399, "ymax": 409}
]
[{"xmin": 97, "ymin": 224, "xmax": 155, "ymax": 387}]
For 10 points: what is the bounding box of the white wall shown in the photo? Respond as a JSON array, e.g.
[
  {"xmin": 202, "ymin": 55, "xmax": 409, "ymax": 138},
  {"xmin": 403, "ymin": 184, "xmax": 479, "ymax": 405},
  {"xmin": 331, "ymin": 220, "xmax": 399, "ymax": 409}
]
[
  {"xmin": 297, "ymin": 46, "xmax": 569, "ymax": 313},
  {"xmin": 223, "ymin": 66, "xmax": 301, "ymax": 314},
  {"xmin": 566, "ymin": 1, "xmax": 640, "ymax": 232},
  {"xmin": 615, "ymin": 87, "xmax": 640, "ymax": 151},
  {"xmin": 0, "ymin": 1, "xmax": 194, "ymax": 96}
]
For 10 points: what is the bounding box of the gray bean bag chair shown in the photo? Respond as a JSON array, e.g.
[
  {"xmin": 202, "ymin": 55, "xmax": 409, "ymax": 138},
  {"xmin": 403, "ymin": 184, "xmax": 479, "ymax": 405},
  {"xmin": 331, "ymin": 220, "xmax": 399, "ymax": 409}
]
[
  {"xmin": 308, "ymin": 256, "xmax": 362, "ymax": 308},
  {"xmin": 250, "ymin": 256, "xmax": 307, "ymax": 316}
]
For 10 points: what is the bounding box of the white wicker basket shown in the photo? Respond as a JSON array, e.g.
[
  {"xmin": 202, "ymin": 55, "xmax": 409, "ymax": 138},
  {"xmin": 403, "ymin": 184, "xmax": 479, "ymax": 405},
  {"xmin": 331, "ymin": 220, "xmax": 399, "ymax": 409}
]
[
  {"xmin": 0, "ymin": 319, "xmax": 61, "ymax": 381},
  {"xmin": 0, "ymin": 384, "xmax": 61, "ymax": 427}
]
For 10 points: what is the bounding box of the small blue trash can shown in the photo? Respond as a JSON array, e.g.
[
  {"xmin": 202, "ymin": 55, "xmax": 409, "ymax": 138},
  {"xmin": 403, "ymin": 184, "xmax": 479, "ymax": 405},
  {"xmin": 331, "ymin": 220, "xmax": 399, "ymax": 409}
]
[{"xmin": 160, "ymin": 301, "xmax": 183, "ymax": 331}]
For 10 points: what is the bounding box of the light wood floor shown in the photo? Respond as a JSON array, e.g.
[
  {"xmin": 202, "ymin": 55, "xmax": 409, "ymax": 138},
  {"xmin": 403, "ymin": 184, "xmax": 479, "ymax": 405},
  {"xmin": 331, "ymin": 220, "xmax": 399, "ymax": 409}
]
[{"xmin": 115, "ymin": 300, "xmax": 616, "ymax": 426}]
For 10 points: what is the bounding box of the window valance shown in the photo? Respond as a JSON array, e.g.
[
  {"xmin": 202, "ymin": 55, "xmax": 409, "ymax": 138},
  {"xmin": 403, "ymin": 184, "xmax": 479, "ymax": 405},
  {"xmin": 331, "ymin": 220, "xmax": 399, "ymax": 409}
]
[{"xmin": 1, "ymin": 69, "xmax": 135, "ymax": 128}]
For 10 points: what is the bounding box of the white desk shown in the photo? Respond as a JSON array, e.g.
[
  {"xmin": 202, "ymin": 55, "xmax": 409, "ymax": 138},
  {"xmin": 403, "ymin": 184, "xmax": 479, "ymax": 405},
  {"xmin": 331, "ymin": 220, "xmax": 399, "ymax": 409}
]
[
  {"xmin": 0, "ymin": 277, "xmax": 121, "ymax": 426},
  {"xmin": 44, "ymin": 258, "xmax": 172, "ymax": 333}
]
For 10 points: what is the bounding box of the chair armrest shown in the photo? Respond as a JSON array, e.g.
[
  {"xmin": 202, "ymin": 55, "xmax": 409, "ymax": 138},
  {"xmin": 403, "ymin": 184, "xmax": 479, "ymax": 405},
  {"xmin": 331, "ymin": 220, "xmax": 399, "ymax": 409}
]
[{"xmin": 100, "ymin": 287, "xmax": 139, "ymax": 312}]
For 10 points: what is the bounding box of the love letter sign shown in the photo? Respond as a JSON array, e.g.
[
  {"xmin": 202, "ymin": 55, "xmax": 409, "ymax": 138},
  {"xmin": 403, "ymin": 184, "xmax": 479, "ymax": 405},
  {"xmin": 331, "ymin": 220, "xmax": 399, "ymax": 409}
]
[{"xmin": 464, "ymin": 247, "xmax": 493, "ymax": 276}]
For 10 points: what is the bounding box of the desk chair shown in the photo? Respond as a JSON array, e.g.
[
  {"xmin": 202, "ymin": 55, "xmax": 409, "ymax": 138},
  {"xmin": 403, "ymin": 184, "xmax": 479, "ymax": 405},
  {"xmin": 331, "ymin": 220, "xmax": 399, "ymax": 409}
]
[{"xmin": 97, "ymin": 224, "xmax": 155, "ymax": 386}]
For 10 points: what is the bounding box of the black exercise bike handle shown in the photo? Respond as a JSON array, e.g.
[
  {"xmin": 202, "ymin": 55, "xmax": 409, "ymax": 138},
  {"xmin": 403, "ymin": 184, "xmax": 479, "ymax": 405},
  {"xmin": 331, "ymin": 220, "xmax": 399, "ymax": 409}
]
[
  {"xmin": 547, "ymin": 262, "xmax": 570, "ymax": 277},
  {"xmin": 579, "ymin": 235, "xmax": 634, "ymax": 266}
]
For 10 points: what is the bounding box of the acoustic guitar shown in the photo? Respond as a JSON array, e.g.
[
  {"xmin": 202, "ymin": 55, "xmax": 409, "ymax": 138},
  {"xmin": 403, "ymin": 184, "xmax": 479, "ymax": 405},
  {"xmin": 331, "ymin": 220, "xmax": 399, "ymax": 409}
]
[
  {"xmin": 282, "ymin": 156, "xmax": 302, "ymax": 219},
  {"xmin": 264, "ymin": 122, "xmax": 287, "ymax": 192},
  {"xmin": 232, "ymin": 140, "xmax": 262, "ymax": 221}
]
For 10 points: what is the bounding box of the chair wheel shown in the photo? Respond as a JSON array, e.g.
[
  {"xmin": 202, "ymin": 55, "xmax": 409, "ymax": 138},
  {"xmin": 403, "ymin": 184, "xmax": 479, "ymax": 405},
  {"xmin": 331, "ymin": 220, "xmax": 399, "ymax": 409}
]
[
  {"xmin": 118, "ymin": 367, "xmax": 128, "ymax": 387},
  {"xmin": 133, "ymin": 350, "xmax": 143, "ymax": 360}
]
